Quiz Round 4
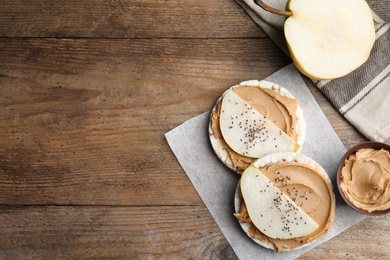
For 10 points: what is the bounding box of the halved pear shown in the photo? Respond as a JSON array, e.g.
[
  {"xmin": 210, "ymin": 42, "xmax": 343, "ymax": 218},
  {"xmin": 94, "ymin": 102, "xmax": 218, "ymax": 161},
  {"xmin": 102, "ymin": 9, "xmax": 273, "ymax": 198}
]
[
  {"xmin": 219, "ymin": 90, "xmax": 300, "ymax": 158},
  {"xmin": 240, "ymin": 165, "xmax": 319, "ymax": 239},
  {"xmin": 255, "ymin": 0, "xmax": 375, "ymax": 80}
]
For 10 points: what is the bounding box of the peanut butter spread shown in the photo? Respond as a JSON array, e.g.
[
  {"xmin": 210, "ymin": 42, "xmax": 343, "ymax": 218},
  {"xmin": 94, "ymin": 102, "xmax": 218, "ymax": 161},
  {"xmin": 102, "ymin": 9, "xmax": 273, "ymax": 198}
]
[
  {"xmin": 340, "ymin": 148, "xmax": 390, "ymax": 212},
  {"xmin": 235, "ymin": 161, "xmax": 335, "ymax": 253},
  {"xmin": 211, "ymin": 85, "xmax": 300, "ymax": 172}
]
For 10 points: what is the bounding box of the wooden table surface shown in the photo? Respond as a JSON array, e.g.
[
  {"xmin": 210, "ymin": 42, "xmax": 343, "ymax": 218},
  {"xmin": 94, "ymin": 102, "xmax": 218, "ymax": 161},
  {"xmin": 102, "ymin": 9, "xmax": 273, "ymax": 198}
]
[{"xmin": 1, "ymin": 1, "xmax": 390, "ymax": 259}]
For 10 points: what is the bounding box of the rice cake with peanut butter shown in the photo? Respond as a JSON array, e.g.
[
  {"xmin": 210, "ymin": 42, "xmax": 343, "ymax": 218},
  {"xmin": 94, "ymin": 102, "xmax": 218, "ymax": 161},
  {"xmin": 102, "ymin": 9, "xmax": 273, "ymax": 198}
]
[
  {"xmin": 234, "ymin": 152, "xmax": 335, "ymax": 253},
  {"xmin": 209, "ymin": 80, "xmax": 306, "ymax": 173}
]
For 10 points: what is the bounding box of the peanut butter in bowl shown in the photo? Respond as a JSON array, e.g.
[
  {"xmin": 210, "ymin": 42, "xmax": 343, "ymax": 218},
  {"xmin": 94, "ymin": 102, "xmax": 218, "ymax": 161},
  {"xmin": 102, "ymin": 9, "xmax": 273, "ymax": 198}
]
[{"xmin": 337, "ymin": 142, "xmax": 390, "ymax": 215}]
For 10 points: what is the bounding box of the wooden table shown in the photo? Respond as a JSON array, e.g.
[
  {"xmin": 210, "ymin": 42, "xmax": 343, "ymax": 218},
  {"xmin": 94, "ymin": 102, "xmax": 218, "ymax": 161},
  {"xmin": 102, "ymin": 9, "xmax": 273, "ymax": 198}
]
[{"xmin": 1, "ymin": 1, "xmax": 389, "ymax": 259}]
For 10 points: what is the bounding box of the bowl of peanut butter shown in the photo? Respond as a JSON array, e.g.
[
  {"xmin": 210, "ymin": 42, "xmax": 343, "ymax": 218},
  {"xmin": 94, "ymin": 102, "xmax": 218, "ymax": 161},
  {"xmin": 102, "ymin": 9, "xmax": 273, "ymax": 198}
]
[{"xmin": 337, "ymin": 141, "xmax": 390, "ymax": 215}]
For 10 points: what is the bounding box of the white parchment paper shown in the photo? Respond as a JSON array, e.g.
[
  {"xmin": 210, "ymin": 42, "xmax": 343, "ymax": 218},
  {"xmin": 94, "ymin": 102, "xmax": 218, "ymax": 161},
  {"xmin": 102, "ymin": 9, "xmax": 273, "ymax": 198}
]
[{"xmin": 165, "ymin": 64, "xmax": 366, "ymax": 259}]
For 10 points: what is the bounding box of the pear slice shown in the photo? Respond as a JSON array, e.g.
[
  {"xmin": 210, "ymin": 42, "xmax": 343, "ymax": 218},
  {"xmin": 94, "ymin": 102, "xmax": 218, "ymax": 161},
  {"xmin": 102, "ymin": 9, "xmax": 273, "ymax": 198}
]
[
  {"xmin": 255, "ymin": 0, "xmax": 375, "ymax": 80},
  {"xmin": 240, "ymin": 165, "xmax": 319, "ymax": 239},
  {"xmin": 219, "ymin": 90, "xmax": 300, "ymax": 158}
]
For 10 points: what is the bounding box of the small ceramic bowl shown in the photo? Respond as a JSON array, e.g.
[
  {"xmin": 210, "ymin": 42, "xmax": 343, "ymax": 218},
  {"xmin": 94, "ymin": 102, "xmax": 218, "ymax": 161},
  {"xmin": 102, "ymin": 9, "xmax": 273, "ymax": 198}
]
[{"xmin": 337, "ymin": 141, "xmax": 390, "ymax": 216}]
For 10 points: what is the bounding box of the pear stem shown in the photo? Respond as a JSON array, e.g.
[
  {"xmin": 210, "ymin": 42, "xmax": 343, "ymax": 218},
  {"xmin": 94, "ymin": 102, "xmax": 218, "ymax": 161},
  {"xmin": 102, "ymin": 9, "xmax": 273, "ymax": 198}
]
[{"xmin": 253, "ymin": 0, "xmax": 293, "ymax": 17}]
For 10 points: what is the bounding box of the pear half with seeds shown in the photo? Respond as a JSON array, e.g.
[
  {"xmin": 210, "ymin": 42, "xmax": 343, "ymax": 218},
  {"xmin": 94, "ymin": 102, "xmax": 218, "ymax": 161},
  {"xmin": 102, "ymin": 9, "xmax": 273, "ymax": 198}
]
[
  {"xmin": 219, "ymin": 89, "xmax": 300, "ymax": 158},
  {"xmin": 241, "ymin": 165, "xmax": 319, "ymax": 239},
  {"xmin": 255, "ymin": 0, "xmax": 375, "ymax": 80}
]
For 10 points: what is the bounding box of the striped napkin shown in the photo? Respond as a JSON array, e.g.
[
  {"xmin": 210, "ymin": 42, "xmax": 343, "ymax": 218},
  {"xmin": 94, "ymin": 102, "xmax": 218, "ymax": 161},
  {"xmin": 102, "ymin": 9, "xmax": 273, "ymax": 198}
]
[{"xmin": 235, "ymin": 0, "xmax": 390, "ymax": 142}]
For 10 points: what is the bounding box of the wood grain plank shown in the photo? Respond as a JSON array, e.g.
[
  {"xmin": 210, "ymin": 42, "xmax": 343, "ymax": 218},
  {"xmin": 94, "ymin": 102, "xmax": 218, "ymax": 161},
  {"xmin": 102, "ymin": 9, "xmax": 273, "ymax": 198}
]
[
  {"xmin": 0, "ymin": 205, "xmax": 237, "ymax": 259},
  {"xmin": 300, "ymin": 215, "xmax": 390, "ymax": 260},
  {"xmin": 0, "ymin": 205, "xmax": 389, "ymax": 259},
  {"xmin": 0, "ymin": 38, "xmax": 290, "ymax": 205},
  {"xmin": 1, "ymin": 0, "xmax": 388, "ymax": 39},
  {"xmin": 0, "ymin": 0, "xmax": 264, "ymax": 38}
]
